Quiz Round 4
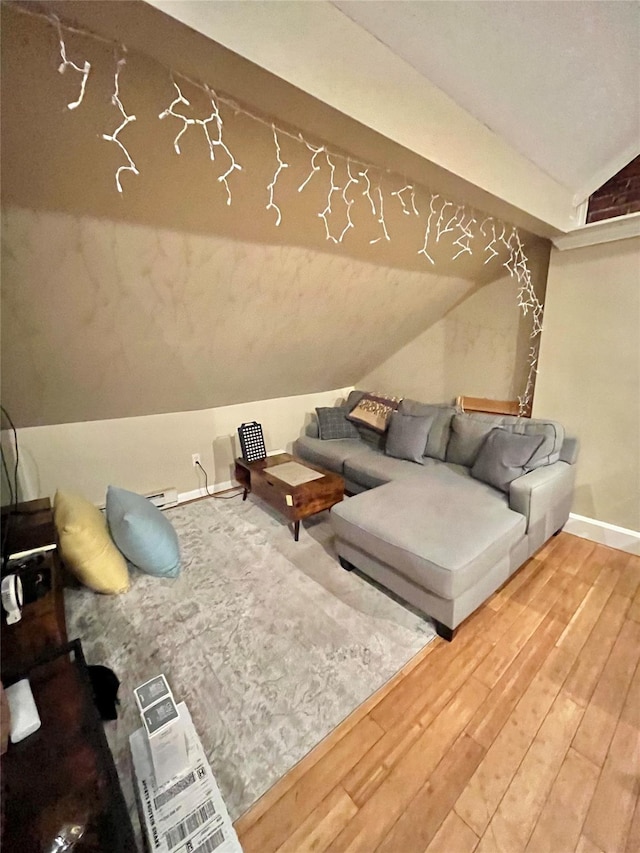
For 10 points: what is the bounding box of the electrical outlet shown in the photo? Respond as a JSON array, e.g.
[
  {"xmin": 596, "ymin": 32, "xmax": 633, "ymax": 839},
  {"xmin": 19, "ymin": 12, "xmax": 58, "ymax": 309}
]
[{"xmin": 192, "ymin": 453, "xmax": 201, "ymax": 468}]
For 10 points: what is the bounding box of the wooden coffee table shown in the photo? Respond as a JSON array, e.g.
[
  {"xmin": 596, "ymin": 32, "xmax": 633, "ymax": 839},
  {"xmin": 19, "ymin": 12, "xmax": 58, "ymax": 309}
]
[{"xmin": 234, "ymin": 453, "xmax": 344, "ymax": 541}]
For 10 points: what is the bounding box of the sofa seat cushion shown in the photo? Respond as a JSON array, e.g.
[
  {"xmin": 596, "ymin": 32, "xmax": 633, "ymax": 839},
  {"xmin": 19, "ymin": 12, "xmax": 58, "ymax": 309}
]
[
  {"xmin": 343, "ymin": 453, "xmax": 439, "ymax": 489},
  {"xmin": 330, "ymin": 469, "xmax": 526, "ymax": 600},
  {"xmin": 292, "ymin": 435, "xmax": 373, "ymax": 474}
]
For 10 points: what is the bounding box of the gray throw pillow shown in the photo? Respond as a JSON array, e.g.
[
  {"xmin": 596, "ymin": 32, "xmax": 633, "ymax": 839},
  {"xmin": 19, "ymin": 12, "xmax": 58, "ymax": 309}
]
[
  {"xmin": 385, "ymin": 412, "xmax": 434, "ymax": 464},
  {"xmin": 315, "ymin": 406, "xmax": 360, "ymax": 440},
  {"xmin": 471, "ymin": 428, "xmax": 544, "ymax": 493}
]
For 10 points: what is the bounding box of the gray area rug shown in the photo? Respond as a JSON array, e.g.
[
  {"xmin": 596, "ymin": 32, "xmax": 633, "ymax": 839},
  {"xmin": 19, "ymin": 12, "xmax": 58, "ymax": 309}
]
[{"xmin": 65, "ymin": 495, "xmax": 436, "ymax": 835}]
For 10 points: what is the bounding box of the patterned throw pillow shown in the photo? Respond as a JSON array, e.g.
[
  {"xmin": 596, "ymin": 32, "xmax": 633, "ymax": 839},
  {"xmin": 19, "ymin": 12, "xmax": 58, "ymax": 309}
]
[
  {"xmin": 347, "ymin": 392, "xmax": 401, "ymax": 434},
  {"xmin": 315, "ymin": 406, "xmax": 360, "ymax": 440}
]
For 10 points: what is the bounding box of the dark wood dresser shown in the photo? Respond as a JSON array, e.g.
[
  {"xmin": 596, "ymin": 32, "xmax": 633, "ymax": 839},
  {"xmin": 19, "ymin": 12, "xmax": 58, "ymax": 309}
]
[
  {"xmin": 1, "ymin": 497, "xmax": 67, "ymax": 680},
  {"xmin": 1, "ymin": 499, "xmax": 137, "ymax": 851}
]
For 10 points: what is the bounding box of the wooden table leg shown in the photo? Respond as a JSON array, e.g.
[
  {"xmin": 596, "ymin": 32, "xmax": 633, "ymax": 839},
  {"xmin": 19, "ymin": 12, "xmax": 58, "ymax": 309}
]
[
  {"xmin": 294, "ymin": 520, "xmax": 300, "ymax": 542},
  {"xmin": 242, "ymin": 488, "xmax": 248, "ymax": 501}
]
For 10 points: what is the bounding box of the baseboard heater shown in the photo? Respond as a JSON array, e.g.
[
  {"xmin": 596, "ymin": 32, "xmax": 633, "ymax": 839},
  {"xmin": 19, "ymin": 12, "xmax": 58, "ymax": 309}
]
[{"xmin": 145, "ymin": 488, "xmax": 179, "ymax": 510}]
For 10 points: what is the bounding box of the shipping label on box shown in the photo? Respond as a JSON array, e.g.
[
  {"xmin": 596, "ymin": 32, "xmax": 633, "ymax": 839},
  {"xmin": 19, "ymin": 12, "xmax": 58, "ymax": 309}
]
[{"xmin": 131, "ymin": 702, "xmax": 243, "ymax": 853}]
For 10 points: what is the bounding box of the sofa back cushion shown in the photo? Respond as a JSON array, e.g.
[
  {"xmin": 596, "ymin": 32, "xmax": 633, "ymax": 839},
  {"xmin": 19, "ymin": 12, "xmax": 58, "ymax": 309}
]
[
  {"xmin": 471, "ymin": 428, "xmax": 544, "ymax": 493},
  {"xmin": 385, "ymin": 411, "xmax": 434, "ymax": 464},
  {"xmin": 446, "ymin": 412, "xmax": 565, "ymax": 469},
  {"xmin": 397, "ymin": 400, "xmax": 456, "ymax": 461}
]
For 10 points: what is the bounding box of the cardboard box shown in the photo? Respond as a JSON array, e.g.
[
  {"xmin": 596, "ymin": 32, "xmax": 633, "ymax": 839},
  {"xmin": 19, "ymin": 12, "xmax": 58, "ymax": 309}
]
[{"xmin": 131, "ymin": 703, "xmax": 243, "ymax": 853}]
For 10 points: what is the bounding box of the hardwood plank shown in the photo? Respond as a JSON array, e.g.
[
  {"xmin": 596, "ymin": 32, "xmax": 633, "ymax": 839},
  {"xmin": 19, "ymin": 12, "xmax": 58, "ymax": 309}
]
[
  {"xmin": 620, "ymin": 654, "xmax": 640, "ymax": 730},
  {"xmin": 455, "ymin": 714, "xmax": 533, "ymax": 837},
  {"xmin": 577, "ymin": 544, "xmax": 616, "ymax": 585},
  {"xmin": 523, "ymin": 747, "xmax": 599, "ymax": 853},
  {"xmin": 572, "ymin": 619, "xmax": 640, "ymax": 766},
  {"xmin": 456, "ymin": 643, "xmax": 577, "ymax": 838},
  {"xmin": 557, "ymin": 537, "xmax": 597, "ymax": 576},
  {"xmin": 624, "ymin": 796, "xmax": 640, "ymax": 853},
  {"xmin": 555, "ymin": 563, "xmax": 620, "ymax": 658},
  {"xmin": 375, "ymin": 734, "xmax": 485, "ymax": 853},
  {"xmin": 474, "ymin": 573, "xmax": 568, "ymax": 689},
  {"xmin": 466, "ymin": 612, "xmax": 562, "ymax": 750},
  {"xmin": 575, "ymin": 836, "xmax": 605, "ymax": 853},
  {"xmin": 510, "ymin": 645, "xmax": 575, "ymax": 737},
  {"xmin": 613, "ymin": 554, "xmax": 640, "ymax": 599},
  {"xmin": 371, "ymin": 632, "xmax": 492, "ymax": 733},
  {"xmin": 488, "ymin": 555, "xmax": 548, "ymax": 612},
  {"xmin": 325, "ymin": 678, "xmax": 489, "ymax": 853},
  {"xmin": 479, "ymin": 691, "xmax": 584, "ymax": 852},
  {"xmin": 424, "ymin": 810, "xmax": 479, "ymax": 853},
  {"xmin": 582, "ymin": 717, "xmax": 640, "ymax": 853},
  {"xmin": 274, "ymin": 786, "xmax": 358, "ymax": 853},
  {"xmin": 342, "ymin": 720, "xmax": 423, "ymax": 807},
  {"xmin": 627, "ymin": 584, "xmax": 640, "ymax": 624},
  {"xmin": 238, "ymin": 716, "xmax": 384, "ymax": 853},
  {"xmin": 563, "ymin": 591, "xmax": 631, "ymax": 708}
]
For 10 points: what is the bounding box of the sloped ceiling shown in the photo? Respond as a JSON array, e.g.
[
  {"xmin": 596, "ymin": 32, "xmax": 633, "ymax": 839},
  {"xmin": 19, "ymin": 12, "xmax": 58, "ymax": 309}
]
[{"xmin": 333, "ymin": 1, "xmax": 640, "ymax": 203}]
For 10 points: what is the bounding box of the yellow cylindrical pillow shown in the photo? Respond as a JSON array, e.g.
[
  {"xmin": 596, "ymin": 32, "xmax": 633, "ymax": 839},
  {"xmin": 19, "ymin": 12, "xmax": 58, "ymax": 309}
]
[{"xmin": 53, "ymin": 489, "xmax": 130, "ymax": 594}]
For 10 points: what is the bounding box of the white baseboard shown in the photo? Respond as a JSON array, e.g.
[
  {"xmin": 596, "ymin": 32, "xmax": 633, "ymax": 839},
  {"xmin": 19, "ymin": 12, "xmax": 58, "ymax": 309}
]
[
  {"xmin": 565, "ymin": 513, "xmax": 640, "ymax": 556},
  {"xmin": 178, "ymin": 480, "xmax": 235, "ymax": 504},
  {"xmin": 177, "ymin": 450, "xmax": 287, "ymax": 505}
]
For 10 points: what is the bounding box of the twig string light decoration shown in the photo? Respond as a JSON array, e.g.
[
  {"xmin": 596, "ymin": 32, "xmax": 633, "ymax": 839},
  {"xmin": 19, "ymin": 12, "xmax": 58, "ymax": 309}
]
[
  {"xmin": 266, "ymin": 125, "xmax": 288, "ymax": 226},
  {"xmin": 54, "ymin": 14, "xmax": 91, "ymax": 110},
  {"xmin": 12, "ymin": 3, "xmax": 545, "ymax": 414},
  {"xmin": 337, "ymin": 161, "xmax": 360, "ymax": 243},
  {"xmin": 158, "ymin": 77, "xmax": 242, "ymax": 204},
  {"xmin": 101, "ymin": 51, "xmax": 139, "ymax": 194}
]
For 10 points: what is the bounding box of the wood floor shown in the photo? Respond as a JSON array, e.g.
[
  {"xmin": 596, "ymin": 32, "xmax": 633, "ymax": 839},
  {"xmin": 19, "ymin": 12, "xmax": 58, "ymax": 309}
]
[{"xmin": 233, "ymin": 533, "xmax": 640, "ymax": 853}]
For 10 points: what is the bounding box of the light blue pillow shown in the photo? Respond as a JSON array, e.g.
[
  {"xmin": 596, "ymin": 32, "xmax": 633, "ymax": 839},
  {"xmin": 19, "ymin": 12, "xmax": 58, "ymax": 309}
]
[{"xmin": 106, "ymin": 486, "xmax": 180, "ymax": 578}]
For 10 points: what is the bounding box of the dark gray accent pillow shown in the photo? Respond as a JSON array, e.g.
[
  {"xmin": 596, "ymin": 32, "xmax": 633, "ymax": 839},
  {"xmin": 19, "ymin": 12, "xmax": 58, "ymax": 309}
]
[
  {"xmin": 385, "ymin": 412, "xmax": 434, "ymax": 464},
  {"xmin": 315, "ymin": 406, "xmax": 360, "ymax": 440},
  {"xmin": 471, "ymin": 428, "xmax": 544, "ymax": 493}
]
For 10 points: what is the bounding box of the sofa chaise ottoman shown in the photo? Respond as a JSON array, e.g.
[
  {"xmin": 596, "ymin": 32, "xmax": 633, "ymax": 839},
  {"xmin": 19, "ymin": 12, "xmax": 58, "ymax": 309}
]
[{"xmin": 293, "ymin": 391, "xmax": 578, "ymax": 640}]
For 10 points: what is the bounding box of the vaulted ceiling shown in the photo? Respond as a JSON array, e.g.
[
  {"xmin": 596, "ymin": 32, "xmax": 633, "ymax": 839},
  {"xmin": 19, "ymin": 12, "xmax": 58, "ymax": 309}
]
[{"xmin": 333, "ymin": 1, "xmax": 640, "ymax": 204}]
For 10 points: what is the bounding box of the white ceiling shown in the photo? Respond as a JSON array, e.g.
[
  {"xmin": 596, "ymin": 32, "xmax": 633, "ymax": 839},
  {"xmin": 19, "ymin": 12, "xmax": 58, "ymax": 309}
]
[{"xmin": 332, "ymin": 1, "xmax": 640, "ymax": 201}]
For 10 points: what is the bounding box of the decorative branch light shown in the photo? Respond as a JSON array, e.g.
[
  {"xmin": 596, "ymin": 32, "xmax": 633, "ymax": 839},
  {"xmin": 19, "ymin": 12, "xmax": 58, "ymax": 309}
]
[
  {"xmin": 418, "ymin": 194, "xmax": 439, "ymax": 265},
  {"xmin": 298, "ymin": 136, "xmax": 324, "ymax": 193},
  {"xmin": 318, "ymin": 151, "xmax": 341, "ymax": 243},
  {"xmin": 391, "ymin": 185, "xmax": 419, "ymax": 217},
  {"xmin": 54, "ymin": 15, "xmax": 90, "ymax": 110},
  {"xmin": 337, "ymin": 161, "xmax": 359, "ymax": 243},
  {"xmin": 480, "ymin": 219, "xmax": 500, "ymax": 265},
  {"xmin": 369, "ymin": 186, "xmax": 391, "ymax": 245},
  {"xmin": 266, "ymin": 125, "xmax": 288, "ymax": 226},
  {"xmin": 159, "ymin": 77, "xmax": 242, "ymax": 204},
  {"xmin": 101, "ymin": 52, "xmax": 139, "ymax": 194}
]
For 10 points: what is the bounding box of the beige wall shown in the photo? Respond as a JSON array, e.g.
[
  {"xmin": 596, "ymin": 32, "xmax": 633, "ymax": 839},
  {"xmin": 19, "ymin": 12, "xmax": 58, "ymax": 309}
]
[
  {"xmin": 533, "ymin": 237, "xmax": 640, "ymax": 531},
  {"xmin": 13, "ymin": 387, "xmax": 353, "ymax": 506},
  {"xmin": 358, "ymin": 269, "xmax": 546, "ymax": 404}
]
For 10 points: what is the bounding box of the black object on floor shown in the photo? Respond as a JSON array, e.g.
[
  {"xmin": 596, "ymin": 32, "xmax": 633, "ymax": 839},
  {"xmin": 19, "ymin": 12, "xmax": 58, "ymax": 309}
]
[{"xmin": 88, "ymin": 665, "xmax": 120, "ymax": 720}]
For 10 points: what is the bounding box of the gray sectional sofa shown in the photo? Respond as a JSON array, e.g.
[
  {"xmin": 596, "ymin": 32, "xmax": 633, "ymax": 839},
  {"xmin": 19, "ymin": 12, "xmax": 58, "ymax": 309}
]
[{"xmin": 293, "ymin": 390, "xmax": 578, "ymax": 640}]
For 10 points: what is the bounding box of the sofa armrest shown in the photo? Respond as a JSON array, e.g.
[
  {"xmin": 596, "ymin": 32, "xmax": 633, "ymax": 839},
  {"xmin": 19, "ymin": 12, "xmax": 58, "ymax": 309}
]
[
  {"xmin": 560, "ymin": 436, "xmax": 579, "ymax": 464},
  {"xmin": 509, "ymin": 461, "xmax": 576, "ymax": 552},
  {"xmin": 305, "ymin": 418, "xmax": 319, "ymax": 438}
]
